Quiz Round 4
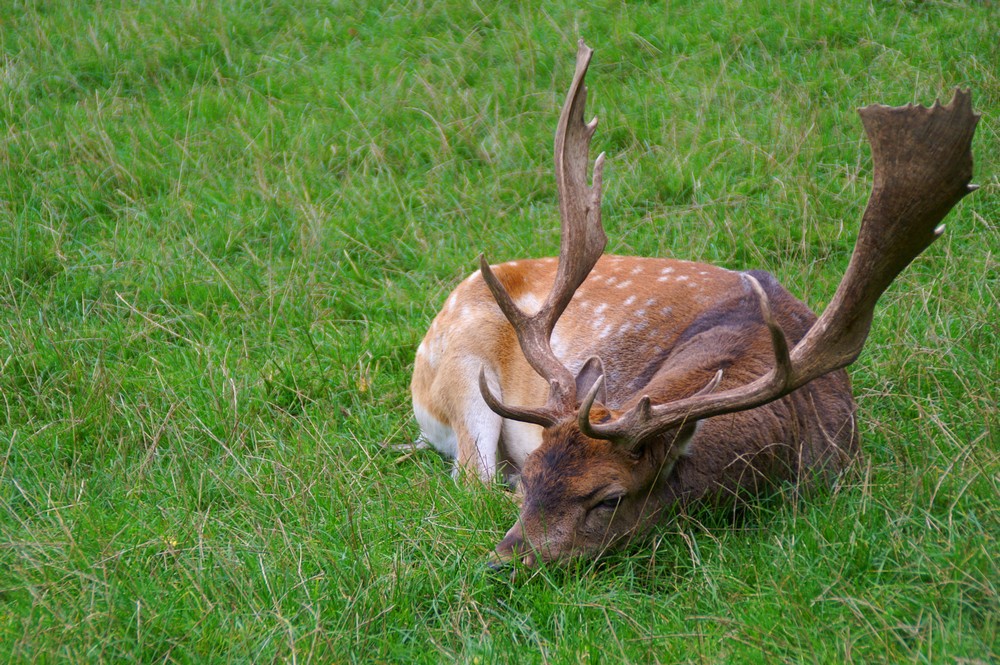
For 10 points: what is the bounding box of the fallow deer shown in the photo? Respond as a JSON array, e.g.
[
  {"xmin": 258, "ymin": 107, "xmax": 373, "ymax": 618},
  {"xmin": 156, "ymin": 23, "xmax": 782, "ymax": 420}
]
[{"xmin": 410, "ymin": 41, "xmax": 979, "ymax": 566}]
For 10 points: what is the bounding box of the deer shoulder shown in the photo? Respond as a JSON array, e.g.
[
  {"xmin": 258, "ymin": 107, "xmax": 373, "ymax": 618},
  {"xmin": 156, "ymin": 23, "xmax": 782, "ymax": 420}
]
[{"xmin": 413, "ymin": 256, "xmax": 753, "ymax": 480}]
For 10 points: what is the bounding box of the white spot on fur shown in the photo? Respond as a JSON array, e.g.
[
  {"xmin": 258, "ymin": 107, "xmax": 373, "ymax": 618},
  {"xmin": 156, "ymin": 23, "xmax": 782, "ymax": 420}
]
[
  {"xmin": 551, "ymin": 330, "xmax": 568, "ymax": 359},
  {"xmin": 630, "ymin": 265, "xmax": 643, "ymax": 275},
  {"xmin": 515, "ymin": 292, "xmax": 542, "ymax": 314},
  {"xmin": 618, "ymin": 322, "xmax": 632, "ymax": 335},
  {"xmin": 645, "ymin": 298, "xmax": 656, "ymax": 306},
  {"xmin": 677, "ymin": 275, "xmax": 689, "ymax": 281},
  {"xmin": 660, "ymin": 267, "xmax": 675, "ymax": 275},
  {"xmin": 657, "ymin": 276, "xmax": 671, "ymax": 282},
  {"xmin": 616, "ymin": 280, "xmax": 633, "ymax": 289},
  {"xmin": 624, "ymin": 295, "xmax": 637, "ymax": 306},
  {"xmin": 606, "ymin": 275, "xmax": 618, "ymax": 285},
  {"xmin": 595, "ymin": 303, "xmax": 608, "ymax": 315},
  {"xmin": 423, "ymin": 337, "xmax": 441, "ymax": 366}
]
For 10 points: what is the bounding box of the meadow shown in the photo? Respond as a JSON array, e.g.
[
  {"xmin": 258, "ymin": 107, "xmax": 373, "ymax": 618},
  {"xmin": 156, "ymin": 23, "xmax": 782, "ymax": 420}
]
[{"xmin": 1, "ymin": 0, "xmax": 997, "ymax": 662}]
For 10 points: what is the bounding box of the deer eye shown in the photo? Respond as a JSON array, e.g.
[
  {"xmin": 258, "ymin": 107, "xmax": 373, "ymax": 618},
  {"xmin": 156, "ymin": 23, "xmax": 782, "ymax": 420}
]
[{"xmin": 595, "ymin": 495, "xmax": 623, "ymax": 510}]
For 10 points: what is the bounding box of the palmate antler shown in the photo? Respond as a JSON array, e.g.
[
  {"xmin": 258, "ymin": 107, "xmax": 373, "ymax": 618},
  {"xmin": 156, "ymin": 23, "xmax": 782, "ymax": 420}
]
[
  {"xmin": 581, "ymin": 89, "xmax": 980, "ymax": 445},
  {"xmin": 478, "ymin": 40, "xmax": 607, "ymax": 426}
]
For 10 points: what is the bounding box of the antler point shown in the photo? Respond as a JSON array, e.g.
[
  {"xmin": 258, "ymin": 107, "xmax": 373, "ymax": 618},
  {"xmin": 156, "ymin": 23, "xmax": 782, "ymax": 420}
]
[{"xmin": 638, "ymin": 396, "xmax": 652, "ymax": 419}]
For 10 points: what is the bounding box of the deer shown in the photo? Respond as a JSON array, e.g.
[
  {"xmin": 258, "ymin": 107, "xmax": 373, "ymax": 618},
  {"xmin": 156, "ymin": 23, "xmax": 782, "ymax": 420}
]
[{"xmin": 410, "ymin": 40, "xmax": 979, "ymax": 567}]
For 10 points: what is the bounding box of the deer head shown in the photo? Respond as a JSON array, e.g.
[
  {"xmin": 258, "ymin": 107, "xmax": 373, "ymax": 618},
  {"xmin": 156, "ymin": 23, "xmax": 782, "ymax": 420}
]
[{"xmin": 477, "ymin": 41, "xmax": 979, "ymax": 566}]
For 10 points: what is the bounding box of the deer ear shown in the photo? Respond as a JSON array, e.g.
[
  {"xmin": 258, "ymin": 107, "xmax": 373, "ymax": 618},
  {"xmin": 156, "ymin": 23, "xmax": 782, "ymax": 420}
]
[
  {"xmin": 627, "ymin": 420, "xmax": 702, "ymax": 465},
  {"xmin": 575, "ymin": 356, "xmax": 607, "ymax": 405},
  {"xmin": 624, "ymin": 417, "xmax": 701, "ymax": 455},
  {"xmin": 672, "ymin": 421, "xmax": 701, "ymax": 457}
]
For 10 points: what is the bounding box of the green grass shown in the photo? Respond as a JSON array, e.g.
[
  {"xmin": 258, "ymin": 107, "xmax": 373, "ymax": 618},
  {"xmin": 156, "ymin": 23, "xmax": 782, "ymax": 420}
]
[{"xmin": 1, "ymin": 0, "xmax": 997, "ymax": 662}]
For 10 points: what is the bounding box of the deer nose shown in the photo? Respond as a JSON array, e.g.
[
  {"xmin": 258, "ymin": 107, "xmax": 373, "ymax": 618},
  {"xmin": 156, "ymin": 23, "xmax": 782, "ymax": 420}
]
[
  {"xmin": 486, "ymin": 549, "xmax": 537, "ymax": 574},
  {"xmin": 488, "ymin": 521, "xmax": 541, "ymax": 571},
  {"xmin": 495, "ymin": 522, "xmax": 523, "ymax": 556}
]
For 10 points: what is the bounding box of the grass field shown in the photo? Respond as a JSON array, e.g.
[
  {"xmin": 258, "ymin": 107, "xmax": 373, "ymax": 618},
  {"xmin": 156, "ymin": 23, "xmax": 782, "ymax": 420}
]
[{"xmin": 1, "ymin": 0, "xmax": 997, "ymax": 662}]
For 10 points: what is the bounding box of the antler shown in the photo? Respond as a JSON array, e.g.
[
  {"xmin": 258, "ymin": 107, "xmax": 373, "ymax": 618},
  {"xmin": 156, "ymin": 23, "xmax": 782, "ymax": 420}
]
[
  {"xmin": 478, "ymin": 39, "xmax": 607, "ymax": 425},
  {"xmin": 584, "ymin": 89, "xmax": 980, "ymax": 444}
]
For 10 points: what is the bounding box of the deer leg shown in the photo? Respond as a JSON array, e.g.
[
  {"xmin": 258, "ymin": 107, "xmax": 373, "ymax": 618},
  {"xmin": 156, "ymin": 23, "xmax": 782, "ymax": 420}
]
[{"xmin": 453, "ymin": 407, "xmax": 503, "ymax": 482}]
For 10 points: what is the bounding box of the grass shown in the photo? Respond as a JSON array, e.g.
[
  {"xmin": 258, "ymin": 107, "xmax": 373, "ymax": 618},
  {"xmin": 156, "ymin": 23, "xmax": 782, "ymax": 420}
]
[{"xmin": 1, "ymin": 0, "xmax": 997, "ymax": 662}]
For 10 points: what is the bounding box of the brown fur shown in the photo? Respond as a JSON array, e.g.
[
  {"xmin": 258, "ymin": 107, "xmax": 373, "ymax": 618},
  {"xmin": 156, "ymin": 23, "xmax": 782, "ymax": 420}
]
[
  {"xmin": 413, "ymin": 257, "xmax": 859, "ymax": 564},
  {"xmin": 490, "ymin": 277, "xmax": 859, "ymax": 564}
]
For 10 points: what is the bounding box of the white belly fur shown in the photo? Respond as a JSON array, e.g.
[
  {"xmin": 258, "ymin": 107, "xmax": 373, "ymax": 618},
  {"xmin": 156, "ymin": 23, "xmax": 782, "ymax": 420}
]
[{"xmin": 413, "ymin": 399, "xmax": 457, "ymax": 458}]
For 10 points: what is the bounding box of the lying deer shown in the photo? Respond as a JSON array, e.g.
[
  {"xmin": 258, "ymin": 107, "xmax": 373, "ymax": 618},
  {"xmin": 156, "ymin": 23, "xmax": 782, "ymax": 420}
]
[{"xmin": 411, "ymin": 41, "xmax": 979, "ymax": 566}]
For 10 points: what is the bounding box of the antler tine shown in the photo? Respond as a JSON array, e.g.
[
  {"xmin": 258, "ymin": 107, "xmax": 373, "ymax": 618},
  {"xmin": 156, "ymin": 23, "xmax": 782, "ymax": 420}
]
[
  {"xmin": 584, "ymin": 275, "xmax": 794, "ymax": 442},
  {"xmin": 551, "ymin": 39, "xmax": 608, "ymax": 324},
  {"xmin": 479, "ymin": 366, "xmax": 559, "ymax": 427},
  {"xmin": 479, "ymin": 39, "xmax": 607, "ymax": 419},
  {"xmin": 583, "ymin": 90, "xmax": 979, "ymax": 446},
  {"xmin": 577, "ymin": 374, "xmax": 606, "ymax": 439}
]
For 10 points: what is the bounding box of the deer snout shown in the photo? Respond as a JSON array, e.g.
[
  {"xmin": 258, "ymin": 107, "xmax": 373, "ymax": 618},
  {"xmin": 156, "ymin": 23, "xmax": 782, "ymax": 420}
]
[{"xmin": 488, "ymin": 522, "xmax": 539, "ymax": 570}]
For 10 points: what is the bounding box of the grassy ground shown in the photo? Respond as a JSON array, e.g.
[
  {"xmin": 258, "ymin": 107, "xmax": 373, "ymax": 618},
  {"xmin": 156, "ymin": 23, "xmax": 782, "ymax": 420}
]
[{"xmin": 1, "ymin": 0, "xmax": 997, "ymax": 662}]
